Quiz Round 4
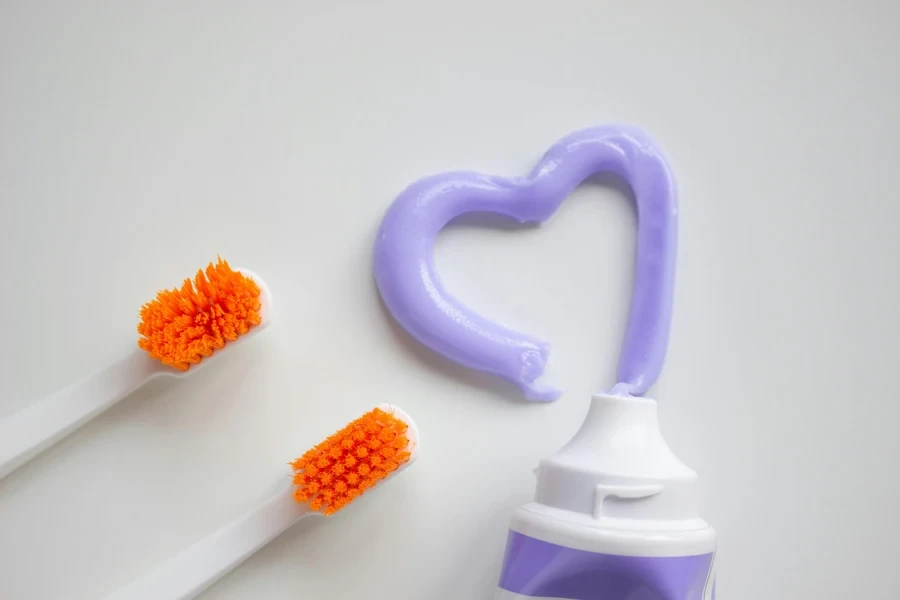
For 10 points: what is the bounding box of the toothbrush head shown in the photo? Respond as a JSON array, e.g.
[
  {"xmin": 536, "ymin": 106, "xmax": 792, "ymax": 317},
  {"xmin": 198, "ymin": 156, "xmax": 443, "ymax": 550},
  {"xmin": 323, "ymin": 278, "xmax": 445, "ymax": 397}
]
[
  {"xmin": 137, "ymin": 258, "xmax": 271, "ymax": 371},
  {"xmin": 290, "ymin": 405, "xmax": 419, "ymax": 515}
]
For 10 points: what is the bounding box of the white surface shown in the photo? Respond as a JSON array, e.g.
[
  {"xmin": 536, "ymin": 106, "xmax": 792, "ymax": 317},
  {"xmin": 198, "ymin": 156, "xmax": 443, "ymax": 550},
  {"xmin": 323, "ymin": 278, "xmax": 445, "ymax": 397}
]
[{"xmin": 0, "ymin": 1, "xmax": 898, "ymax": 599}]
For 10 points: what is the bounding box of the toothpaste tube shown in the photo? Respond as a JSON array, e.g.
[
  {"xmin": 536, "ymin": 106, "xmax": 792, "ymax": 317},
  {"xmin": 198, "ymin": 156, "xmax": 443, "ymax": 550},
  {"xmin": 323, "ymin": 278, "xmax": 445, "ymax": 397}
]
[
  {"xmin": 496, "ymin": 394, "xmax": 717, "ymax": 600},
  {"xmin": 370, "ymin": 125, "xmax": 716, "ymax": 596}
]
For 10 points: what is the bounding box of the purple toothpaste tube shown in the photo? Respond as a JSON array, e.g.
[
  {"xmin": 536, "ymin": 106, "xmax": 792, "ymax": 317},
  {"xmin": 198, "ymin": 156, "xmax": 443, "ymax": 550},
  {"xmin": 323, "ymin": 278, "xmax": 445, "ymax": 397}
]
[
  {"xmin": 495, "ymin": 393, "xmax": 717, "ymax": 600},
  {"xmin": 374, "ymin": 126, "xmax": 716, "ymax": 599}
]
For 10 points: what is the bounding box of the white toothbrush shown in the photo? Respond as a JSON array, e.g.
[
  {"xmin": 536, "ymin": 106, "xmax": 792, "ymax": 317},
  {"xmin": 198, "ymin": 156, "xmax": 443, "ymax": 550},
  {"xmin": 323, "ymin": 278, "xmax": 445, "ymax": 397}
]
[
  {"xmin": 0, "ymin": 267, "xmax": 273, "ymax": 480},
  {"xmin": 103, "ymin": 404, "xmax": 419, "ymax": 600}
]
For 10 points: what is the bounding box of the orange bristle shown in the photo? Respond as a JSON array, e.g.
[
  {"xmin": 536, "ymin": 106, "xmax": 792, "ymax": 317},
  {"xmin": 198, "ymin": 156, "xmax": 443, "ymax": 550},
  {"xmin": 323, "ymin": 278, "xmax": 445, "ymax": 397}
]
[
  {"xmin": 137, "ymin": 258, "xmax": 262, "ymax": 370},
  {"xmin": 290, "ymin": 407, "xmax": 411, "ymax": 516}
]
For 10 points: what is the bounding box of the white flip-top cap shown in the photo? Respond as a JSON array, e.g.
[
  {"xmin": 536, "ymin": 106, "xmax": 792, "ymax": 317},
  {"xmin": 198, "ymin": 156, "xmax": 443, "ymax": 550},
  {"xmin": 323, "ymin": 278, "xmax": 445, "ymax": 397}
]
[{"xmin": 534, "ymin": 394, "xmax": 706, "ymax": 529}]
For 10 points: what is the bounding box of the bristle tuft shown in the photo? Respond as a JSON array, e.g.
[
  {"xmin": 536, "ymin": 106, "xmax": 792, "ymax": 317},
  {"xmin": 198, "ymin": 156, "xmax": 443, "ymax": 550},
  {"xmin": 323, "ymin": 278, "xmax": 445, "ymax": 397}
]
[
  {"xmin": 289, "ymin": 408, "xmax": 412, "ymax": 515},
  {"xmin": 137, "ymin": 258, "xmax": 261, "ymax": 370}
]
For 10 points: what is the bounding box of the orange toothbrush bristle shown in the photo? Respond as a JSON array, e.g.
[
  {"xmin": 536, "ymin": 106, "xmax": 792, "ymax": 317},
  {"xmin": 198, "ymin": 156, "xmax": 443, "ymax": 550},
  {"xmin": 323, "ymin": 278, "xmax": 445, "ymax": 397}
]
[
  {"xmin": 290, "ymin": 407, "xmax": 412, "ymax": 515},
  {"xmin": 137, "ymin": 258, "xmax": 262, "ymax": 370}
]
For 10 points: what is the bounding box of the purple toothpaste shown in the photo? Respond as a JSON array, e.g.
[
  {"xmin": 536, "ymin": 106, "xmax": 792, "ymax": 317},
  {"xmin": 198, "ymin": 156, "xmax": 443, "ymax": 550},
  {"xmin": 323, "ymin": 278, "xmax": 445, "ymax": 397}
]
[
  {"xmin": 374, "ymin": 126, "xmax": 717, "ymax": 599},
  {"xmin": 374, "ymin": 126, "xmax": 677, "ymax": 401}
]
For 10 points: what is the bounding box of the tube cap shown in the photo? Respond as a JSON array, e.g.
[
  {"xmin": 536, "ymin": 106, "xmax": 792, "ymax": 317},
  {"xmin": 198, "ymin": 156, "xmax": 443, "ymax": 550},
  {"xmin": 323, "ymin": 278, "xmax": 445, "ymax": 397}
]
[{"xmin": 534, "ymin": 394, "xmax": 705, "ymax": 529}]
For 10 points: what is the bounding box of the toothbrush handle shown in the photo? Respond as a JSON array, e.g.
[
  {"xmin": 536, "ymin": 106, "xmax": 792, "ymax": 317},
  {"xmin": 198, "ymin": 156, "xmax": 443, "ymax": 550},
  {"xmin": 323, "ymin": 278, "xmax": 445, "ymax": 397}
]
[
  {"xmin": 0, "ymin": 350, "xmax": 160, "ymax": 479},
  {"xmin": 105, "ymin": 484, "xmax": 310, "ymax": 600}
]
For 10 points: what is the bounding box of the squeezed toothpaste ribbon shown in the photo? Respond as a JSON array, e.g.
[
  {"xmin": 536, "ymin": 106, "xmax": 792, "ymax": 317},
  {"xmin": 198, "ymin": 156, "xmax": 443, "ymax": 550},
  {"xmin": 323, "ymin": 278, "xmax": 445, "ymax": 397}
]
[{"xmin": 373, "ymin": 126, "xmax": 677, "ymax": 400}]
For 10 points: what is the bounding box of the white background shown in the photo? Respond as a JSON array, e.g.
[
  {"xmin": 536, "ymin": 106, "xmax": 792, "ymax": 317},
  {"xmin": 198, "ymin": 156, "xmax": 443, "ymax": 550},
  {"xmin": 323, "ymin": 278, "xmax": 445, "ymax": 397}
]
[{"xmin": 1, "ymin": 2, "xmax": 898, "ymax": 599}]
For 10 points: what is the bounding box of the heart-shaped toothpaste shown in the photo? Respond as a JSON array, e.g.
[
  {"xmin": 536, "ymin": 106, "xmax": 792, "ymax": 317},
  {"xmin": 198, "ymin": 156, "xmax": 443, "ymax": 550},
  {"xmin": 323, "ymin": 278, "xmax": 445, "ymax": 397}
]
[{"xmin": 373, "ymin": 126, "xmax": 678, "ymax": 401}]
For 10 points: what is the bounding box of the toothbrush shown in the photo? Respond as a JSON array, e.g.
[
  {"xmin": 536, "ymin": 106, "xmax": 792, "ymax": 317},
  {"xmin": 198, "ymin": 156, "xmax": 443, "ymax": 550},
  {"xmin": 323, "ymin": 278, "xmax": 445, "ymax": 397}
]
[
  {"xmin": 104, "ymin": 405, "xmax": 419, "ymax": 600},
  {"xmin": 0, "ymin": 258, "xmax": 272, "ymax": 480}
]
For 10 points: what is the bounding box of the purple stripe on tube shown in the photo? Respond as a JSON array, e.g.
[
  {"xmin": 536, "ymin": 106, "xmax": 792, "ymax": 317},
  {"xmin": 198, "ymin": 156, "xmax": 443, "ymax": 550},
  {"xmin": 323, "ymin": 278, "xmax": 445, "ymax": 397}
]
[{"xmin": 498, "ymin": 532, "xmax": 713, "ymax": 600}]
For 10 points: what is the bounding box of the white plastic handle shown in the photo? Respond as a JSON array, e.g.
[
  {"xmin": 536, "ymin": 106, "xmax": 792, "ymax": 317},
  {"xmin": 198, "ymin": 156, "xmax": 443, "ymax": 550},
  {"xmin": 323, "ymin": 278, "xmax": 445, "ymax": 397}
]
[
  {"xmin": 0, "ymin": 350, "xmax": 163, "ymax": 480},
  {"xmin": 105, "ymin": 483, "xmax": 312, "ymax": 600}
]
